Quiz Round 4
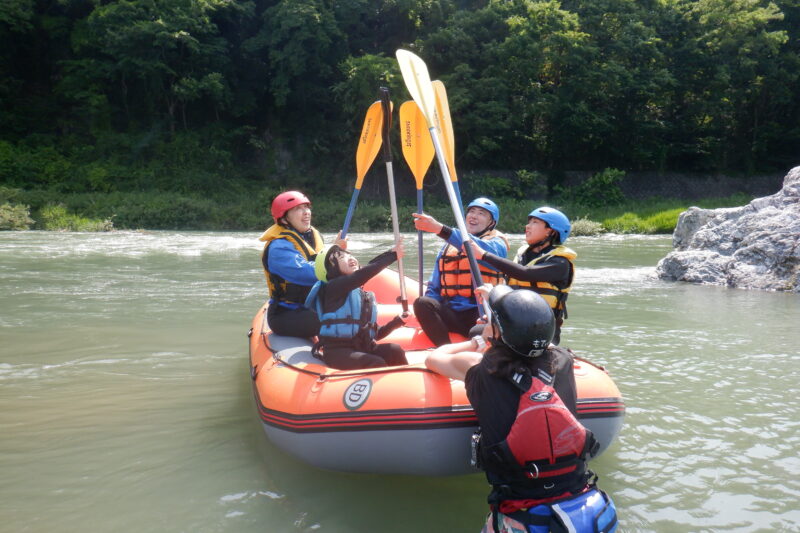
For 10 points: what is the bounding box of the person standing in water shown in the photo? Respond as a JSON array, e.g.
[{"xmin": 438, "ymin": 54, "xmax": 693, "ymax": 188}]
[{"xmin": 425, "ymin": 286, "xmax": 618, "ymax": 533}]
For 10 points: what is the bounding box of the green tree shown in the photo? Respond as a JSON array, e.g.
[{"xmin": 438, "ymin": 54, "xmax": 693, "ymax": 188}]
[
  {"xmin": 677, "ymin": 0, "xmax": 791, "ymax": 170},
  {"xmin": 62, "ymin": 0, "xmax": 232, "ymax": 133},
  {"xmin": 561, "ymin": 0, "xmax": 674, "ymax": 170},
  {"xmin": 246, "ymin": 0, "xmax": 344, "ymax": 109},
  {"xmin": 422, "ymin": 4, "xmax": 516, "ymax": 165},
  {"xmin": 498, "ymin": 0, "xmax": 596, "ymax": 170},
  {"xmin": 332, "ymin": 54, "xmax": 402, "ymax": 129}
]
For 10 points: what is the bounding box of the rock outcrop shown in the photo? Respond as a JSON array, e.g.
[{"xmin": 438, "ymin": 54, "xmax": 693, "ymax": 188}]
[{"xmin": 656, "ymin": 166, "xmax": 800, "ymax": 292}]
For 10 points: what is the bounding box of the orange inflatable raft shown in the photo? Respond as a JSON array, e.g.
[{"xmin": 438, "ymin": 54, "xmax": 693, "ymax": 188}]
[{"xmin": 248, "ymin": 269, "xmax": 625, "ymax": 476}]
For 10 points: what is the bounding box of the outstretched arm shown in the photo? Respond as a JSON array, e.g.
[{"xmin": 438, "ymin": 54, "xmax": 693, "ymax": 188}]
[
  {"xmin": 467, "ymin": 241, "xmax": 570, "ymax": 283},
  {"xmin": 326, "ymin": 250, "xmax": 398, "ymax": 298}
]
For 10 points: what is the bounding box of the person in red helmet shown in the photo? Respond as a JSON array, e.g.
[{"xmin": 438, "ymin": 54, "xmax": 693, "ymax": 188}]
[{"xmin": 259, "ymin": 191, "xmax": 345, "ymax": 338}]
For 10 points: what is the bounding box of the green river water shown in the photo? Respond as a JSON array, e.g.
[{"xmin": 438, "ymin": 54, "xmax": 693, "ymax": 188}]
[{"xmin": 1, "ymin": 231, "xmax": 798, "ymax": 532}]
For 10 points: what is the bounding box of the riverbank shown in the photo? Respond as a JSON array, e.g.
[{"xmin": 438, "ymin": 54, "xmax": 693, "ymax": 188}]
[{"xmin": 1, "ymin": 185, "xmax": 754, "ymax": 235}]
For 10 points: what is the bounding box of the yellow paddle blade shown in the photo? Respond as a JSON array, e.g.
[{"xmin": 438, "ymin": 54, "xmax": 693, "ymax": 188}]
[
  {"xmin": 396, "ymin": 50, "xmax": 437, "ymax": 129},
  {"xmin": 432, "ymin": 80, "xmax": 457, "ymax": 182},
  {"xmin": 355, "ymin": 101, "xmax": 384, "ymax": 188},
  {"xmin": 399, "ymin": 101, "xmax": 435, "ymax": 190}
]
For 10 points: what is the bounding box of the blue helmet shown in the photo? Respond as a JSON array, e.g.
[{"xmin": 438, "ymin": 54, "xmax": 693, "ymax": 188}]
[
  {"xmin": 528, "ymin": 206, "xmax": 570, "ymax": 244},
  {"xmin": 466, "ymin": 197, "xmax": 500, "ymax": 224}
]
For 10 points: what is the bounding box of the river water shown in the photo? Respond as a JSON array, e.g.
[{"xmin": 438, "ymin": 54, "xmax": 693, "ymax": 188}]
[{"xmin": 1, "ymin": 230, "xmax": 798, "ymax": 532}]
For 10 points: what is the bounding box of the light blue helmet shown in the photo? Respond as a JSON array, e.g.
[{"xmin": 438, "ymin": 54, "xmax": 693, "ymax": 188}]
[
  {"xmin": 528, "ymin": 206, "xmax": 570, "ymax": 244},
  {"xmin": 467, "ymin": 197, "xmax": 500, "ymax": 225}
]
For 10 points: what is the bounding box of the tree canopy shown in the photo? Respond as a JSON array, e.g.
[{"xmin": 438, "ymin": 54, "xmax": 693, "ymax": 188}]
[{"xmin": 1, "ymin": 0, "xmax": 797, "ymax": 195}]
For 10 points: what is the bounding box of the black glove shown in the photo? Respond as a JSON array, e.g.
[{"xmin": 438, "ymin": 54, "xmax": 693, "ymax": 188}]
[
  {"xmin": 375, "ymin": 314, "xmax": 407, "ymax": 341},
  {"xmin": 386, "ymin": 314, "xmax": 406, "ymax": 330}
]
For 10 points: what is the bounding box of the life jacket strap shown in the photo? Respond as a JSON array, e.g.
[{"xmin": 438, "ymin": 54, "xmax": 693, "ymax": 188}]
[{"xmin": 321, "ymin": 317, "xmax": 361, "ymax": 326}]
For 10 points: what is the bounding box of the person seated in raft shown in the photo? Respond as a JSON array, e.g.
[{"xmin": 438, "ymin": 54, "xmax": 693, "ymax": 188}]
[
  {"xmin": 259, "ymin": 190, "xmax": 346, "ymax": 339},
  {"xmin": 466, "ymin": 206, "xmax": 575, "ymax": 345},
  {"xmin": 425, "ymin": 286, "xmax": 618, "ymax": 533},
  {"xmin": 304, "ymin": 240, "xmax": 408, "ymax": 370},
  {"xmin": 411, "ymin": 197, "xmax": 510, "ymax": 347}
]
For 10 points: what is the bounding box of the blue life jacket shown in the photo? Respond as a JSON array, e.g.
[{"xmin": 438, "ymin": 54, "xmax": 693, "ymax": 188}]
[
  {"xmin": 305, "ymin": 281, "xmax": 378, "ymax": 345},
  {"xmin": 493, "ymin": 487, "xmax": 618, "ymax": 533}
]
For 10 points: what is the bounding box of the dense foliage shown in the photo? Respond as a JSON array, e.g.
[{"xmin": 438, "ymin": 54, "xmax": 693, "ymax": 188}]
[{"xmin": 1, "ymin": 0, "xmax": 798, "ymax": 201}]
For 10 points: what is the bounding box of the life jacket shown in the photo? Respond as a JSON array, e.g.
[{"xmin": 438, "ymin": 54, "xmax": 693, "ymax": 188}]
[
  {"xmin": 485, "ymin": 487, "xmax": 618, "ymax": 533},
  {"xmin": 305, "ymin": 281, "xmax": 378, "ymax": 348},
  {"xmin": 507, "ymin": 245, "xmax": 575, "ymax": 319},
  {"xmin": 439, "ymin": 229, "xmax": 510, "ymax": 298},
  {"xmin": 260, "ymin": 224, "xmax": 323, "ymax": 304},
  {"xmin": 478, "ymin": 370, "xmax": 598, "ymax": 503}
]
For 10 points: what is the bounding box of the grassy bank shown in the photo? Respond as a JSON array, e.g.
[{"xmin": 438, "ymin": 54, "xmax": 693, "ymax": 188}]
[{"xmin": 1, "ymin": 185, "xmax": 752, "ymax": 235}]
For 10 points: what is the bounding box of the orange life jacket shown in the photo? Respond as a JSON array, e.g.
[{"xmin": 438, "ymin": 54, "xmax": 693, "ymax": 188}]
[{"xmin": 439, "ymin": 229, "xmax": 510, "ymax": 298}]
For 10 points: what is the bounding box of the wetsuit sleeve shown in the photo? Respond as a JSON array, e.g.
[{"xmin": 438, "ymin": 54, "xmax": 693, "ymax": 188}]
[
  {"xmin": 465, "ymin": 358, "xmax": 520, "ymax": 447},
  {"xmin": 375, "ymin": 315, "xmax": 405, "ymax": 340},
  {"xmin": 322, "ymin": 251, "xmax": 397, "ymax": 312},
  {"xmin": 481, "ymin": 253, "xmax": 571, "ymax": 285},
  {"xmin": 267, "ymin": 240, "xmax": 318, "ymax": 286}
]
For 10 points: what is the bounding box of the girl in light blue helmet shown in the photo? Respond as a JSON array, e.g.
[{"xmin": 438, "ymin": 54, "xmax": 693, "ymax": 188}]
[{"xmin": 467, "ymin": 206, "xmax": 575, "ymax": 344}]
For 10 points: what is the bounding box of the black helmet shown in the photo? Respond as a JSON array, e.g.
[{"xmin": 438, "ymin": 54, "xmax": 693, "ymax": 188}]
[
  {"xmin": 489, "ymin": 288, "xmax": 555, "ymax": 357},
  {"xmin": 488, "ymin": 284, "xmax": 514, "ymax": 307}
]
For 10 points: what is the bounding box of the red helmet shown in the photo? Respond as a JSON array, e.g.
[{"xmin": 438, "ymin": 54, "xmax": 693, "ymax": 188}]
[{"xmin": 271, "ymin": 191, "xmax": 311, "ymax": 220}]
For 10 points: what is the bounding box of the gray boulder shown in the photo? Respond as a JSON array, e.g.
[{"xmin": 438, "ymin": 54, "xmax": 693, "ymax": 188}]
[{"xmin": 656, "ymin": 166, "xmax": 800, "ymax": 292}]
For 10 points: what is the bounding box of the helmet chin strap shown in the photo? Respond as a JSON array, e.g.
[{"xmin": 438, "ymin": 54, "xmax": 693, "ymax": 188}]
[
  {"xmin": 489, "ymin": 315, "xmax": 505, "ymax": 348},
  {"xmin": 281, "ymin": 219, "xmax": 303, "ymax": 234},
  {"xmin": 282, "ymin": 219, "xmax": 315, "ymax": 247},
  {"xmin": 472, "ymin": 220, "xmax": 496, "ymax": 237}
]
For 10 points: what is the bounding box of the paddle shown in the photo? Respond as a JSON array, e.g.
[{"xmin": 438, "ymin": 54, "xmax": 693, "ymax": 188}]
[
  {"xmin": 395, "ymin": 49, "xmax": 492, "ymax": 319},
  {"xmin": 341, "ymin": 101, "xmax": 383, "ymax": 239},
  {"xmin": 432, "ymin": 80, "xmax": 463, "ymax": 215},
  {"xmin": 399, "ymin": 100, "xmax": 435, "ymax": 295},
  {"xmin": 379, "ymin": 87, "xmax": 408, "ymax": 315}
]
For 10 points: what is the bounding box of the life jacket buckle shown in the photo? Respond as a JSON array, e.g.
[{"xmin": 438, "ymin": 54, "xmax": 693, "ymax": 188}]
[
  {"xmin": 526, "ymin": 463, "xmax": 540, "ymax": 479},
  {"xmin": 470, "ymin": 430, "xmax": 482, "ymax": 468}
]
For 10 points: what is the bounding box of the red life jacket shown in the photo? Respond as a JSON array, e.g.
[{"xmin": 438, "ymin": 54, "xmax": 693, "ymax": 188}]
[{"xmin": 481, "ymin": 371, "xmax": 598, "ymax": 501}]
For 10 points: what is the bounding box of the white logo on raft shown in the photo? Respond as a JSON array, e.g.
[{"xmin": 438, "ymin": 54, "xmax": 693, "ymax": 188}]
[
  {"xmin": 530, "ymin": 391, "xmax": 553, "ymax": 402},
  {"xmin": 344, "ymin": 379, "xmax": 372, "ymax": 410}
]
